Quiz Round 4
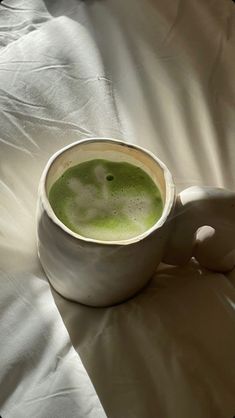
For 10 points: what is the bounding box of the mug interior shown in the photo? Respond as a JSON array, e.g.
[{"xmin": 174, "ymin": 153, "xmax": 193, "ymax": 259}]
[{"xmin": 44, "ymin": 139, "xmax": 175, "ymax": 244}]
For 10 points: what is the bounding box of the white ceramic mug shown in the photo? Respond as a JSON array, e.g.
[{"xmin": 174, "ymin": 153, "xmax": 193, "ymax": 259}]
[{"xmin": 37, "ymin": 138, "xmax": 235, "ymax": 307}]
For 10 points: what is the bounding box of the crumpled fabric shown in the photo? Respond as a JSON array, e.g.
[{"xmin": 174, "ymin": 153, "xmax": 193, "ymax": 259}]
[{"xmin": 0, "ymin": 0, "xmax": 235, "ymax": 417}]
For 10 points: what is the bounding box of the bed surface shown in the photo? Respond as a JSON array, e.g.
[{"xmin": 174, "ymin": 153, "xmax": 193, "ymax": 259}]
[{"xmin": 0, "ymin": 1, "xmax": 235, "ymax": 417}]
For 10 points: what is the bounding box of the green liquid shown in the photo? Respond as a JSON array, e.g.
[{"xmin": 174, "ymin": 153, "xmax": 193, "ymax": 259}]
[{"xmin": 49, "ymin": 159, "xmax": 163, "ymax": 241}]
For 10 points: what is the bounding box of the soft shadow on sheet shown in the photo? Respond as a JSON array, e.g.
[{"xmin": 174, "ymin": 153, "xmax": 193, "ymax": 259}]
[
  {"xmin": 0, "ymin": 0, "xmax": 235, "ymax": 417},
  {"xmin": 51, "ymin": 260, "xmax": 235, "ymax": 418}
]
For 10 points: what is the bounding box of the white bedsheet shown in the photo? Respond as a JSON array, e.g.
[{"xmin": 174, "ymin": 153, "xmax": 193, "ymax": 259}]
[{"xmin": 0, "ymin": 0, "xmax": 235, "ymax": 417}]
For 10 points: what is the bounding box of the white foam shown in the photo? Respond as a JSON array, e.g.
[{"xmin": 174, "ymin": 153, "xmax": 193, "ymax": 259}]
[
  {"xmin": 94, "ymin": 165, "xmax": 107, "ymax": 182},
  {"xmin": 63, "ymin": 172, "xmax": 159, "ymax": 240},
  {"xmin": 67, "ymin": 177, "xmax": 83, "ymax": 194},
  {"xmin": 64, "ymin": 184, "xmax": 156, "ymax": 240},
  {"xmin": 121, "ymin": 194, "xmax": 152, "ymax": 228}
]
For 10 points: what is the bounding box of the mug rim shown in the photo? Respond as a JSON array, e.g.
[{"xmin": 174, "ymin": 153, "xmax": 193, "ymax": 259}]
[{"xmin": 39, "ymin": 138, "xmax": 176, "ymax": 246}]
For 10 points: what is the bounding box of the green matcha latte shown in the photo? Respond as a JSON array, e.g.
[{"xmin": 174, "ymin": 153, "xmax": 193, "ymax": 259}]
[{"xmin": 49, "ymin": 159, "xmax": 163, "ymax": 241}]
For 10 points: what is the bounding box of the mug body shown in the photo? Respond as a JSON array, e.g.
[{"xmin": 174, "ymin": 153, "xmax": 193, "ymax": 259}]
[{"xmin": 37, "ymin": 138, "xmax": 175, "ymax": 306}]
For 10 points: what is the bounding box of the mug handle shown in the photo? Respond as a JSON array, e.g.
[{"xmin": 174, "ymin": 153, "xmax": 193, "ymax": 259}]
[{"xmin": 162, "ymin": 186, "xmax": 235, "ymax": 272}]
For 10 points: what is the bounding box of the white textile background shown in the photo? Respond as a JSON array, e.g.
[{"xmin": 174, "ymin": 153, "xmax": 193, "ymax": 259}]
[{"xmin": 0, "ymin": 0, "xmax": 235, "ymax": 417}]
